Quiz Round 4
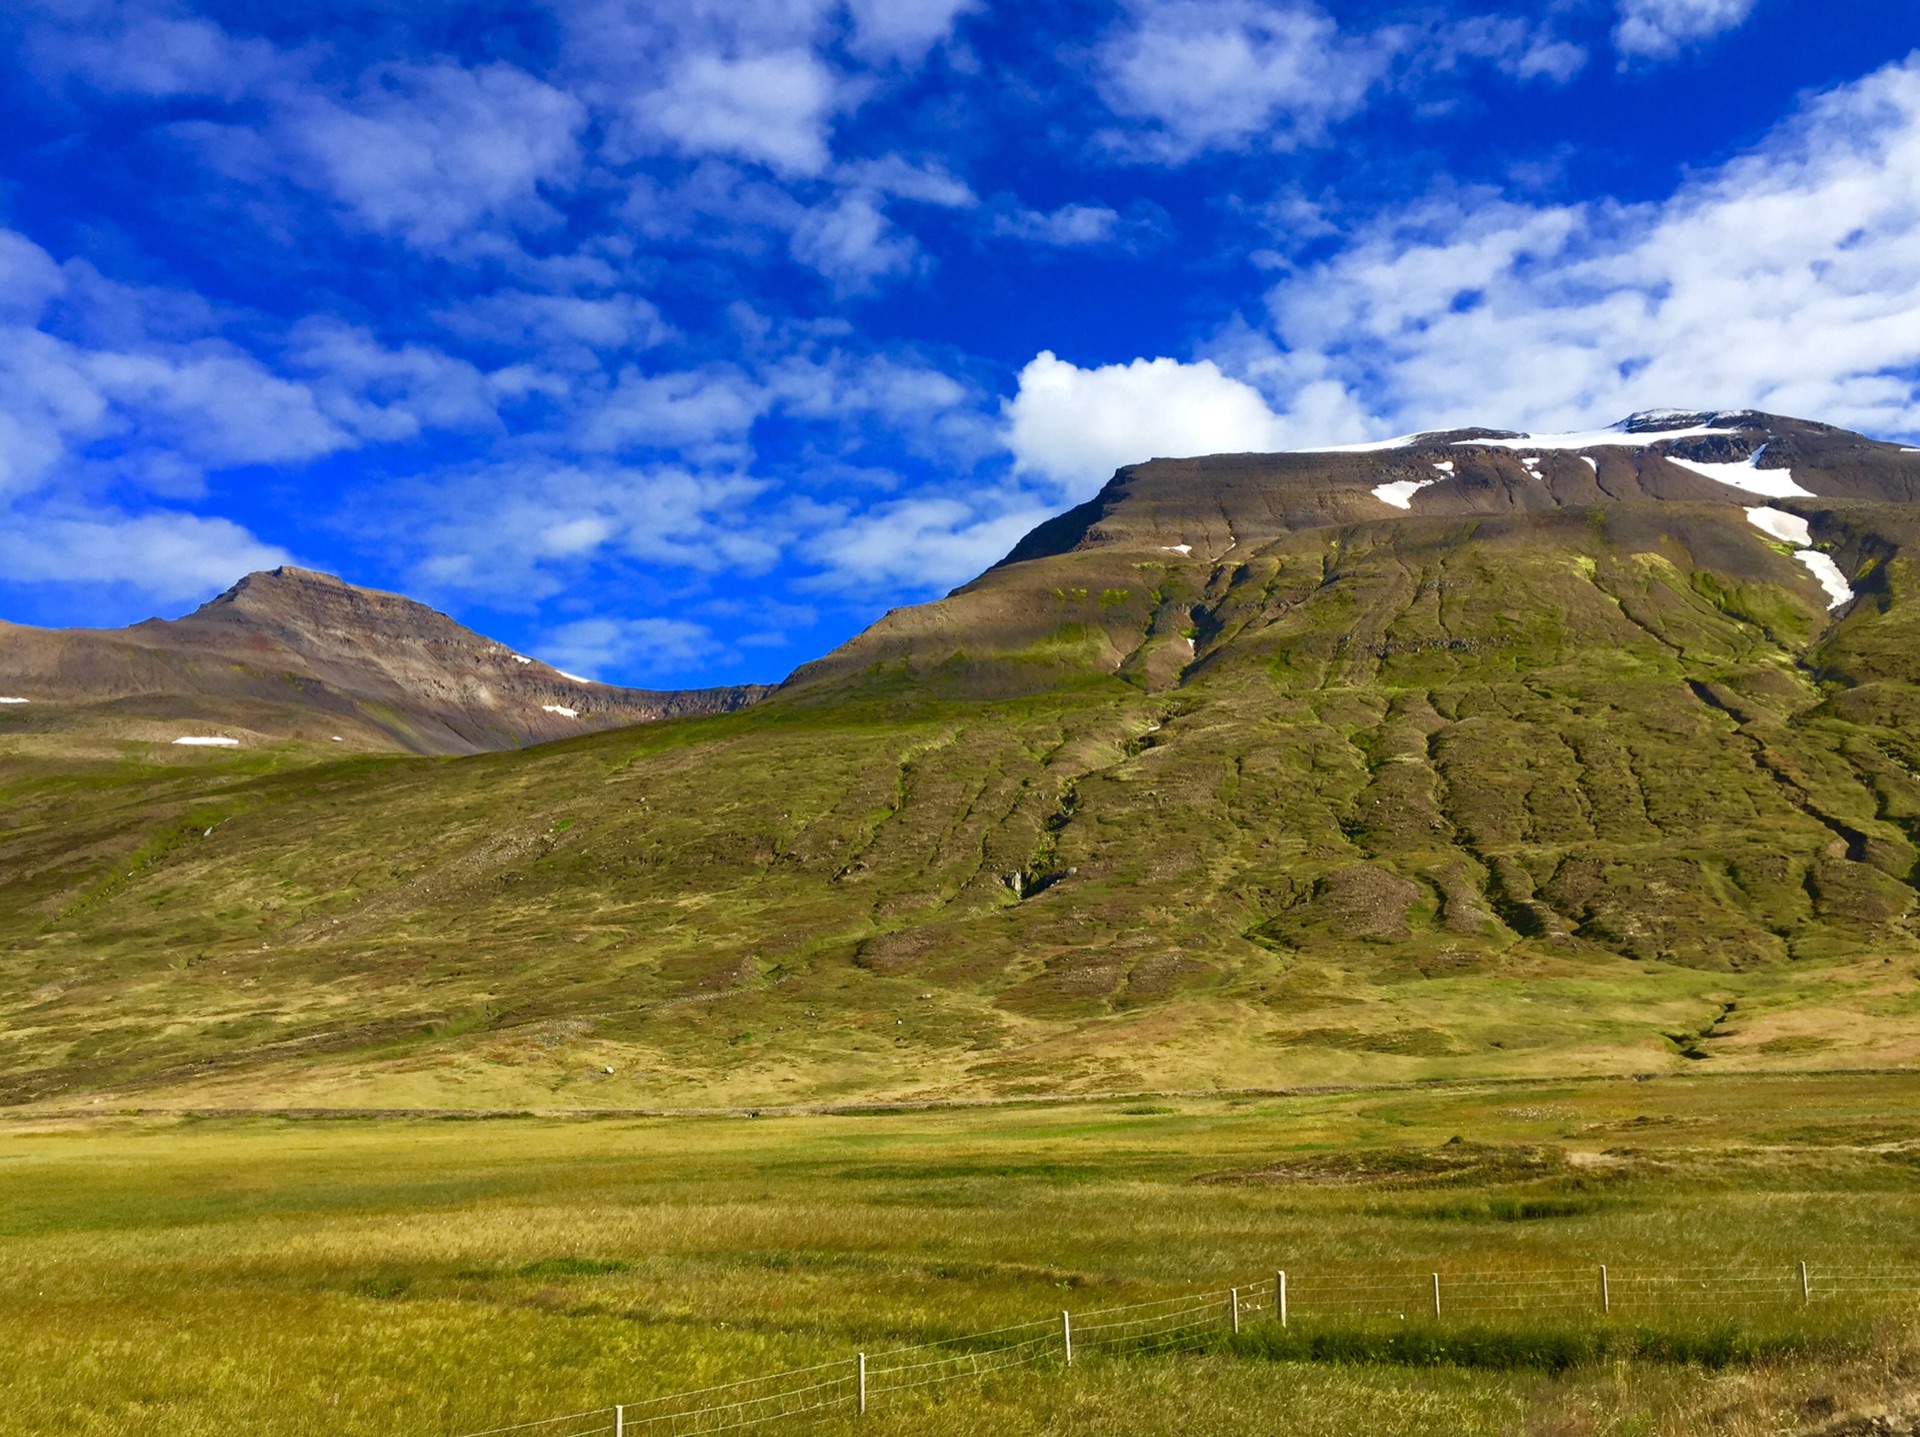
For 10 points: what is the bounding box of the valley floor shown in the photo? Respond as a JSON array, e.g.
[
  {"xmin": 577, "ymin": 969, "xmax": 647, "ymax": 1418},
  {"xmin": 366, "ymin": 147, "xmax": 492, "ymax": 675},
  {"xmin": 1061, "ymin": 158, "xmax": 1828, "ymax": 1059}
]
[{"xmin": 7, "ymin": 1071, "xmax": 1920, "ymax": 1436}]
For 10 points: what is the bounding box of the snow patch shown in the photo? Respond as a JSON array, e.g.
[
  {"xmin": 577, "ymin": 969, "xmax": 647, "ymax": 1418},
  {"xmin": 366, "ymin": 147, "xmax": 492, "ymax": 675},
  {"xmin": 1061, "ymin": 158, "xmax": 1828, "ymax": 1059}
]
[
  {"xmin": 558, "ymin": 671, "xmax": 597, "ymax": 684},
  {"xmin": 1430, "ymin": 461, "xmax": 1454, "ymax": 474},
  {"xmin": 173, "ymin": 736, "xmax": 239, "ymax": 747},
  {"xmin": 541, "ymin": 704, "xmax": 580, "ymax": 718},
  {"xmin": 330, "ymin": 735, "xmax": 343, "ymax": 742},
  {"xmin": 1580, "ymin": 456, "xmax": 1598, "ymax": 473},
  {"xmin": 1796, "ymin": 551, "xmax": 1854, "ymax": 609},
  {"xmin": 510, "ymin": 654, "xmax": 532, "ymax": 665},
  {"xmin": 1161, "ymin": 543, "xmax": 1193, "ymax": 555},
  {"xmin": 1745, "ymin": 506, "xmax": 1812, "ymax": 547},
  {"xmin": 1372, "ymin": 478, "xmax": 1437, "ymax": 509},
  {"xmin": 1317, "ymin": 431, "xmax": 1439, "ymax": 453},
  {"xmin": 0, "ymin": 696, "xmax": 27, "ymax": 704},
  {"xmin": 1665, "ymin": 454, "xmax": 1813, "ymax": 499},
  {"xmin": 1458, "ymin": 422, "xmax": 1734, "ymax": 452}
]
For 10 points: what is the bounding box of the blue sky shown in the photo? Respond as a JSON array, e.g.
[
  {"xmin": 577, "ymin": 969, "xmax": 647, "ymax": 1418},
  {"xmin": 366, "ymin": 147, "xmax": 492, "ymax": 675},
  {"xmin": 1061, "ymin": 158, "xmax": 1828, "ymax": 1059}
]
[{"xmin": 3, "ymin": 0, "xmax": 1919, "ymax": 687}]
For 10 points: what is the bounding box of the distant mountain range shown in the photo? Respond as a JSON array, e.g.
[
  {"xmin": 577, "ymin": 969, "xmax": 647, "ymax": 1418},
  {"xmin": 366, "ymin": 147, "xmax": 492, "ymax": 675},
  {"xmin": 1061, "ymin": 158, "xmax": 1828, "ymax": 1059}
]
[
  {"xmin": 0, "ymin": 565, "xmax": 768, "ymax": 754},
  {"xmin": 9, "ymin": 408, "xmax": 1920, "ymax": 1111}
]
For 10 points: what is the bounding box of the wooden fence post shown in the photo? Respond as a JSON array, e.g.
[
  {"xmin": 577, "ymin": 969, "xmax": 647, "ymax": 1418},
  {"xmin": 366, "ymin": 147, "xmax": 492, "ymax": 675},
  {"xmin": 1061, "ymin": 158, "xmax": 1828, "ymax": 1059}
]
[
  {"xmin": 1277, "ymin": 1270, "xmax": 1287, "ymax": 1328},
  {"xmin": 857, "ymin": 1353, "xmax": 866, "ymax": 1415},
  {"xmin": 1230, "ymin": 1288, "xmax": 1240, "ymax": 1335},
  {"xmin": 1431, "ymin": 1272, "xmax": 1441, "ymax": 1320},
  {"xmin": 1062, "ymin": 1310, "xmax": 1073, "ymax": 1366},
  {"xmin": 1599, "ymin": 1265, "xmax": 1609, "ymax": 1316},
  {"xmin": 615, "ymin": 1404, "xmax": 623, "ymax": 1437},
  {"xmin": 1800, "ymin": 1261, "xmax": 1810, "ymax": 1304}
]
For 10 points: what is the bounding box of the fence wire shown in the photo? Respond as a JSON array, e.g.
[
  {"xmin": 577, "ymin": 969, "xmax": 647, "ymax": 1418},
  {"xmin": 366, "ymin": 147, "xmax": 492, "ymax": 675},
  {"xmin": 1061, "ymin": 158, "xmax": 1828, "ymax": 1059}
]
[{"xmin": 440, "ymin": 1260, "xmax": 1920, "ymax": 1437}]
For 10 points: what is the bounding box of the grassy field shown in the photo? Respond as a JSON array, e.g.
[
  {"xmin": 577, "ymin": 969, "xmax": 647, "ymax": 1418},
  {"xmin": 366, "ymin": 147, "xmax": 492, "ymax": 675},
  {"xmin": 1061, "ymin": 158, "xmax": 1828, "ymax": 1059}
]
[{"xmin": 7, "ymin": 1071, "xmax": 1920, "ymax": 1436}]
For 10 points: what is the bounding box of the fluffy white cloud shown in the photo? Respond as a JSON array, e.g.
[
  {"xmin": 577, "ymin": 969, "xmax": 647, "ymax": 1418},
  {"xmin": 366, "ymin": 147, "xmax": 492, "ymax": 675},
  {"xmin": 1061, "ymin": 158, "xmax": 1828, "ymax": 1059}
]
[
  {"xmin": 844, "ymin": 0, "xmax": 976, "ymax": 63},
  {"xmin": 1004, "ymin": 350, "xmax": 1319, "ymax": 494},
  {"xmin": 0, "ymin": 232, "xmax": 348, "ymax": 499},
  {"xmin": 539, "ymin": 615, "xmax": 715, "ymax": 678},
  {"xmin": 1614, "ymin": 0, "xmax": 1757, "ymax": 60},
  {"xmin": 639, "ymin": 50, "xmax": 843, "ymax": 177},
  {"xmin": 1253, "ymin": 53, "xmax": 1920, "ymax": 441},
  {"xmin": 0, "ymin": 508, "xmax": 291, "ymax": 602},
  {"xmin": 280, "ymin": 62, "xmax": 586, "ymax": 249},
  {"xmin": 1097, "ymin": 0, "xmax": 1387, "ymax": 157},
  {"xmin": 790, "ymin": 189, "xmax": 920, "ymax": 289},
  {"xmin": 287, "ymin": 319, "xmax": 515, "ymax": 443}
]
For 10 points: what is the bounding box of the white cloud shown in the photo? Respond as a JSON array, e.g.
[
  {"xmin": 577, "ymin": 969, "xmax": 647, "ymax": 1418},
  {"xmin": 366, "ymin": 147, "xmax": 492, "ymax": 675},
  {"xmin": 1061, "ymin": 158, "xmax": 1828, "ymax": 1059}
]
[
  {"xmin": 24, "ymin": 3, "xmax": 288, "ymax": 100},
  {"xmin": 0, "ymin": 508, "xmax": 291, "ymax": 602},
  {"xmin": 1614, "ymin": 0, "xmax": 1757, "ymax": 60},
  {"xmin": 281, "ymin": 62, "xmax": 585, "ymax": 249},
  {"xmin": 994, "ymin": 203, "xmax": 1124, "ymax": 246},
  {"xmin": 574, "ymin": 366, "xmax": 770, "ymax": 460},
  {"xmin": 639, "ymin": 50, "xmax": 842, "ymax": 177},
  {"xmin": 1252, "ymin": 53, "xmax": 1920, "ymax": 442},
  {"xmin": 804, "ymin": 491, "xmax": 1056, "ymax": 588},
  {"xmin": 287, "ymin": 319, "xmax": 509, "ymax": 442},
  {"xmin": 434, "ymin": 290, "xmax": 674, "ymax": 356},
  {"xmin": 539, "ymin": 615, "xmax": 715, "ymax": 678},
  {"xmin": 1096, "ymin": 0, "xmax": 1387, "ymax": 158},
  {"xmin": 834, "ymin": 154, "xmax": 975, "ymax": 207},
  {"xmin": 844, "ymin": 0, "xmax": 976, "ymax": 63},
  {"xmin": 789, "ymin": 189, "xmax": 920, "ymax": 289},
  {"xmin": 405, "ymin": 461, "xmax": 776, "ymax": 600},
  {"xmin": 0, "ymin": 232, "xmax": 349, "ymax": 500},
  {"xmin": 1003, "ymin": 350, "xmax": 1306, "ymax": 495},
  {"xmin": 1432, "ymin": 16, "xmax": 1587, "ymax": 83}
]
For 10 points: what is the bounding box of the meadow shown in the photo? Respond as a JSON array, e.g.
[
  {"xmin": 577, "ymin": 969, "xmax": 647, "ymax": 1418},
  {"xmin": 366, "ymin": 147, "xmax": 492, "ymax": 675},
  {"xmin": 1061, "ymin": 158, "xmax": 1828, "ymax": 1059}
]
[{"xmin": 6, "ymin": 1071, "xmax": 1920, "ymax": 1436}]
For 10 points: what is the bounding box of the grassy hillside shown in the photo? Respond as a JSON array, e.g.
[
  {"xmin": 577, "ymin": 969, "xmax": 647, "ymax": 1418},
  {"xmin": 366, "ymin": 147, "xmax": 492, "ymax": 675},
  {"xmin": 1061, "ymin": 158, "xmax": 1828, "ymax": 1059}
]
[{"xmin": 8, "ymin": 490, "xmax": 1920, "ymax": 1109}]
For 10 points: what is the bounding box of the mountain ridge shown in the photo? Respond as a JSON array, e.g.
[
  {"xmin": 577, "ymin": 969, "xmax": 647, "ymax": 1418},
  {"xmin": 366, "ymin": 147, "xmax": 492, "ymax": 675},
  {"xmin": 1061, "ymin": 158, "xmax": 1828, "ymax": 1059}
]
[
  {"xmin": 0, "ymin": 564, "xmax": 769, "ymax": 755},
  {"xmin": 9, "ymin": 407, "xmax": 1920, "ymax": 1110}
]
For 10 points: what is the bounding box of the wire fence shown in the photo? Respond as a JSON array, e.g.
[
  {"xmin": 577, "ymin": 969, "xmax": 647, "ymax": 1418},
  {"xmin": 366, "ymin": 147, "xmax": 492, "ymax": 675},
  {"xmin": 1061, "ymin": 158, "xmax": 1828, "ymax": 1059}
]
[{"xmin": 438, "ymin": 1260, "xmax": 1920, "ymax": 1437}]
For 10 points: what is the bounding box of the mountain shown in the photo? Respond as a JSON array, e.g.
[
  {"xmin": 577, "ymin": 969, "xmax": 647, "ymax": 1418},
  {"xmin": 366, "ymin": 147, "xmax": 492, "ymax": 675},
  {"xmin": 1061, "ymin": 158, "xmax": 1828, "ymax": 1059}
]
[
  {"xmin": 8, "ymin": 409, "xmax": 1920, "ymax": 1111},
  {"xmin": 0, "ymin": 566, "xmax": 769, "ymax": 755}
]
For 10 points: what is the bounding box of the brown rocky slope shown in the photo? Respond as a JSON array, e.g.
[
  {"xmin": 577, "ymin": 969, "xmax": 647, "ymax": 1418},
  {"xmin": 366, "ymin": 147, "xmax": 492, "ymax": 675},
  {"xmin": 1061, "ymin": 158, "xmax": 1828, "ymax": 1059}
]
[{"xmin": 0, "ymin": 566, "xmax": 768, "ymax": 755}]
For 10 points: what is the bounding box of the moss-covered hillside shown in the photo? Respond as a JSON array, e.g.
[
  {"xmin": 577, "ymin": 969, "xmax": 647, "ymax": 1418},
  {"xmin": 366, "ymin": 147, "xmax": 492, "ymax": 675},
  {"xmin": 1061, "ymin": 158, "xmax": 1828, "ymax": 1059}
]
[{"xmin": 10, "ymin": 416, "xmax": 1920, "ymax": 1109}]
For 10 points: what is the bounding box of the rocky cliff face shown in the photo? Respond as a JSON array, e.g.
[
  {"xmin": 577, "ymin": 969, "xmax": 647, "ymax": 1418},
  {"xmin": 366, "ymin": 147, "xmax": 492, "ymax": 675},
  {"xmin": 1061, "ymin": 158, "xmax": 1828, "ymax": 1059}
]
[{"xmin": 0, "ymin": 567, "xmax": 768, "ymax": 754}]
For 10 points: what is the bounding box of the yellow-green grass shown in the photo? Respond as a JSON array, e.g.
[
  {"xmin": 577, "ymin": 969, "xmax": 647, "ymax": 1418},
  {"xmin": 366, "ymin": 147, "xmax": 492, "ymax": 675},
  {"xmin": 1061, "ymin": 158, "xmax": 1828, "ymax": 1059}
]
[{"xmin": 6, "ymin": 1071, "xmax": 1920, "ymax": 1435}]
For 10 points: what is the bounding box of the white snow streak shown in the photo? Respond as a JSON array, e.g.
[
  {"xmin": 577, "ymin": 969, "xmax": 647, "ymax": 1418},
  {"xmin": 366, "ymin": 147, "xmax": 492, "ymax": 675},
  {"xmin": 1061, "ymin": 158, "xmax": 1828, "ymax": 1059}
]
[
  {"xmin": 1796, "ymin": 552, "xmax": 1854, "ymax": 609},
  {"xmin": 173, "ymin": 736, "xmax": 239, "ymax": 746},
  {"xmin": 1458, "ymin": 423, "xmax": 1732, "ymax": 452},
  {"xmin": 541, "ymin": 704, "xmax": 580, "ymax": 718},
  {"xmin": 1431, "ymin": 461, "xmax": 1455, "ymax": 474},
  {"xmin": 1745, "ymin": 506, "xmax": 1812, "ymax": 546},
  {"xmin": 558, "ymin": 671, "xmax": 597, "ymax": 684},
  {"xmin": 1318, "ymin": 431, "xmax": 1437, "ymax": 453},
  {"xmin": 1372, "ymin": 478, "xmax": 1437, "ymax": 509},
  {"xmin": 1664, "ymin": 454, "xmax": 1813, "ymax": 498},
  {"xmin": 1161, "ymin": 543, "xmax": 1193, "ymax": 555},
  {"xmin": 1580, "ymin": 457, "xmax": 1599, "ymax": 472},
  {"xmin": 511, "ymin": 654, "xmax": 532, "ymax": 664},
  {"xmin": 0, "ymin": 696, "xmax": 27, "ymax": 704}
]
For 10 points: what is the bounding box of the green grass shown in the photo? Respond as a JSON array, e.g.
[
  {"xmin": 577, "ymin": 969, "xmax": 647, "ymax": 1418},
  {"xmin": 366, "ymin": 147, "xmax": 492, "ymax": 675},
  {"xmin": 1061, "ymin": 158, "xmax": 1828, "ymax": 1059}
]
[{"xmin": 6, "ymin": 1073, "xmax": 1920, "ymax": 1435}]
